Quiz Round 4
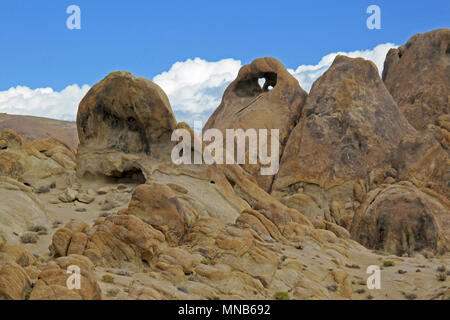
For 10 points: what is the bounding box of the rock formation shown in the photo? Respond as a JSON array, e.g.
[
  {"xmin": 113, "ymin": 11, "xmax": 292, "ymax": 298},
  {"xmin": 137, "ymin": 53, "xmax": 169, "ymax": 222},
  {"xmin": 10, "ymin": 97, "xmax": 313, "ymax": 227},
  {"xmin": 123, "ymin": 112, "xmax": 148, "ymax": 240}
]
[
  {"xmin": 382, "ymin": 29, "xmax": 450, "ymax": 199},
  {"xmin": 204, "ymin": 58, "xmax": 307, "ymax": 191},
  {"xmin": 394, "ymin": 128, "xmax": 450, "ymax": 199},
  {"xmin": 0, "ymin": 28, "xmax": 449, "ymax": 301},
  {"xmin": 272, "ymin": 55, "xmax": 415, "ymax": 221},
  {"xmin": 383, "ymin": 28, "xmax": 450, "ymax": 131},
  {"xmin": 351, "ymin": 182, "xmax": 450, "ymax": 255},
  {"xmin": 0, "ymin": 129, "xmax": 76, "ymax": 190},
  {"xmin": 0, "ymin": 177, "xmax": 49, "ymax": 246},
  {"xmin": 30, "ymin": 255, "xmax": 101, "ymax": 300},
  {"xmin": 76, "ymin": 71, "xmax": 177, "ymax": 178}
]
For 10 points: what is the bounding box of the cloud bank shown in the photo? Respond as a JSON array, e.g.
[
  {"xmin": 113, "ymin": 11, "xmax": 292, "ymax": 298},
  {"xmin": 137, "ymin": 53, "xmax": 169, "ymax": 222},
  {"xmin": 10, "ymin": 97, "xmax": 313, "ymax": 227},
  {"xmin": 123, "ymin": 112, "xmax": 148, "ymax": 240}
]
[
  {"xmin": 152, "ymin": 57, "xmax": 242, "ymax": 124},
  {"xmin": 0, "ymin": 84, "xmax": 90, "ymax": 121},
  {"xmin": 288, "ymin": 43, "xmax": 396, "ymax": 92},
  {"xmin": 0, "ymin": 43, "xmax": 396, "ymax": 125}
]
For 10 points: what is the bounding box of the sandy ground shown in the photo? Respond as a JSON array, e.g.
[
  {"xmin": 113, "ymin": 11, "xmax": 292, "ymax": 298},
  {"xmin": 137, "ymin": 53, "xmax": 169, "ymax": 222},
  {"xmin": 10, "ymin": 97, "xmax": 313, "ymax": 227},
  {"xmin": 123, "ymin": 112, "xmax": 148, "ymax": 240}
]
[{"xmin": 5, "ymin": 177, "xmax": 449, "ymax": 300}]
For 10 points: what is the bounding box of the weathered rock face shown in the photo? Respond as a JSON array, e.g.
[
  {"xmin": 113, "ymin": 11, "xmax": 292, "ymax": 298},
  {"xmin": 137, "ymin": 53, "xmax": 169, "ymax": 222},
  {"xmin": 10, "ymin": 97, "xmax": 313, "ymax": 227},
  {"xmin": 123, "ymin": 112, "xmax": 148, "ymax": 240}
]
[
  {"xmin": 272, "ymin": 56, "xmax": 415, "ymax": 220},
  {"xmin": 125, "ymin": 183, "xmax": 194, "ymax": 244},
  {"xmin": 76, "ymin": 71, "xmax": 177, "ymax": 178},
  {"xmin": 0, "ymin": 129, "xmax": 76, "ymax": 189},
  {"xmin": 0, "ymin": 177, "xmax": 49, "ymax": 245},
  {"xmin": 351, "ymin": 182, "xmax": 450, "ymax": 255},
  {"xmin": 204, "ymin": 57, "xmax": 307, "ymax": 191},
  {"xmin": 50, "ymin": 216, "xmax": 166, "ymax": 272},
  {"xmin": 30, "ymin": 255, "xmax": 101, "ymax": 300},
  {"xmin": 394, "ymin": 128, "xmax": 450, "ymax": 199},
  {"xmin": 383, "ymin": 28, "xmax": 450, "ymax": 131},
  {"xmin": 0, "ymin": 244, "xmax": 37, "ymax": 300},
  {"xmin": 382, "ymin": 29, "xmax": 450, "ymax": 199}
]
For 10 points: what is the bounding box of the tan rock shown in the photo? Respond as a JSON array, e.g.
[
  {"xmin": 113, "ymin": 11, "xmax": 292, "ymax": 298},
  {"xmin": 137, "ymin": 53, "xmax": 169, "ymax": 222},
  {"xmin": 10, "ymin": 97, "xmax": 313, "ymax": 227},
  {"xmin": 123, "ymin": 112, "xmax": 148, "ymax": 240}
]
[
  {"xmin": 76, "ymin": 71, "xmax": 177, "ymax": 178},
  {"xmin": 0, "ymin": 244, "xmax": 36, "ymax": 300},
  {"xmin": 0, "ymin": 129, "xmax": 76, "ymax": 189},
  {"xmin": 332, "ymin": 269, "xmax": 353, "ymax": 298},
  {"xmin": 125, "ymin": 183, "xmax": 189, "ymax": 244},
  {"xmin": 76, "ymin": 192, "xmax": 95, "ymax": 204},
  {"xmin": 351, "ymin": 183, "xmax": 450, "ymax": 255},
  {"xmin": 0, "ymin": 177, "xmax": 49, "ymax": 246},
  {"xmin": 30, "ymin": 255, "xmax": 101, "ymax": 300},
  {"xmin": 58, "ymin": 188, "xmax": 78, "ymax": 203},
  {"xmin": 67, "ymin": 232, "xmax": 89, "ymax": 256},
  {"xmin": 394, "ymin": 129, "xmax": 450, "ymax": 199},
  {"xmin": 50, "ymin": 228, "xmax": 73, "ymax": 257},
  {"xmin": 273, "ymin": 55, "xmax": 415, "ymax": 219},
  {"xmin": 84, "ymin": 214, "xmax": 165, "ymax": 271},
  {"xmin": 0, "ymin": 263, "xmax": 32, "ymax": 300},
  {"xmin": 383, "ymin": 28, "xmax": 449, "ymax": 131},
  {"xmin": 204, "ymin": 57, "xmax": 307, "ymax": 191}
]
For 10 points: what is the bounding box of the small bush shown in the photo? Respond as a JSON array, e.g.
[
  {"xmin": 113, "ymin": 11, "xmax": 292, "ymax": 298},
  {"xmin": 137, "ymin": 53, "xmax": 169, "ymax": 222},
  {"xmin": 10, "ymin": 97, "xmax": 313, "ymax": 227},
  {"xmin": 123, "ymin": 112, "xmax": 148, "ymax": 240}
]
[
  {"xmin": 404, "ymin": 293, "xmax": 417, "ymax": 300},
  {"xmin": 437, "ymin": 273, "xmax": 447, "ymax": 282},
  {"xmin": 274, "ymin": 292, "xmax": 290, "ymax": 300},
  {"xmin": 28, "ymin": 225, "xmax": 48, "ymax": 235},
  {"xmin": 382, "ymin": 260, "xmax": 395, "ymax": 267},
  {"xmin": 437, "ymin": 265, "xmax": 446, "ymax": 273},
  {"xmin": 106, "ymin": 289, "xmax": 120, "ymax": 297},
  {"xmin": 0, "ymin": 234, "xmax": 5, "ymax": 250},
  {"xmin": 24, "ymin": 288, "xmax": 33, "ymax": 300},
  {"xmin": 101, "ymin": 274, "xmax": 115, "ymax": 284},
  {"xmin": 35, "ymin": 185, "xmax": 50, "ymax": 194},
  {"xmin": 327, "ymin": 285, "xmax": 338, "ymax": 292},
  {"xmin": 201, "ymin": 258, "xmax": 213, "ymax": 265},
  {"xmin": 20, "ymin": 232, "xmax": 39, "ymax": 244}
]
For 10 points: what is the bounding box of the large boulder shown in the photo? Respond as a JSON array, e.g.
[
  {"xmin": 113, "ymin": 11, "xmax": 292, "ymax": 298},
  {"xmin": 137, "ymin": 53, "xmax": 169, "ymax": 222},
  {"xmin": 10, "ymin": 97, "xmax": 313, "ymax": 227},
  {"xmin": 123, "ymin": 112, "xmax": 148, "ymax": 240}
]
[
  {"xmin": 0, "ymin": 177, "xmax": 49, "ymax": 246},
  {"xmin": 383, "ymin": 29, "xmax": 450, "ymax": 199},
  {"xmin": 394, "ymin": 128, "xmax": 450, "ymax": 199},
  {"xmin": 351, "ymin": 182, "xmax": 450, "ymax": 255},
  {"xmin": 272, "ymin": 56, "xmax": 414, "ymax": 220},
  {"xmin": 204, "ymin": 57, "xmax": 307, "ymax": 191},
  {"xmin": 124, "ymin": 182, "xmax": 195, "ymax": 244},
  {"xmin": 50, "ymin": 215, "xmax": 166, "ymax": 272},
  {"xmin": 76, "ymin": 71, "xmax": 177, "ymax": 178},
  {"xmin": 30, "ymin": 255, "xmax": 101, "ymax": 300},
  {"xmin": 0, "ymin": 129, "xmax": 76, "ymax": 189},
  {"xmin": 383, "ymin": 28, "xmax": 450, "ymax": 131},
  {"xmin": 0, "ymin": 244, "xmax": 37, "ymax": 300}
]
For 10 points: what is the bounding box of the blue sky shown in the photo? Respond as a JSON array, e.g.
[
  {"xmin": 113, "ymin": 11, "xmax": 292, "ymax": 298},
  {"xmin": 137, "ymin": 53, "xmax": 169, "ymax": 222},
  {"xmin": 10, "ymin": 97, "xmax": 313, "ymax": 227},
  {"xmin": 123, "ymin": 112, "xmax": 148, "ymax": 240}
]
[{"xmin": 0, "ymin": 0, "xmax": 448, "ymax": 123}]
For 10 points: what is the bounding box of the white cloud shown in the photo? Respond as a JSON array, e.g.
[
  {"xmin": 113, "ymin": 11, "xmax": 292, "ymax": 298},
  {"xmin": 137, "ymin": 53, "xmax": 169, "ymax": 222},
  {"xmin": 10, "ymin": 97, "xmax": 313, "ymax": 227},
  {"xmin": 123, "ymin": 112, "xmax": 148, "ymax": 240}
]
[
  {"xmin": 153, "ymin": 57, "xmax": 242, "ymax": 124},
  {"xmin": 0, "ymin": 43, "xmax": 397, "ymax": 126},
  {"xmin": 288, "ymin": 43, "xmax": 397, "ymax": 92},
  {"xmin": 0, "ymin": 84, "xmax": 90, "ymax": 121}
]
